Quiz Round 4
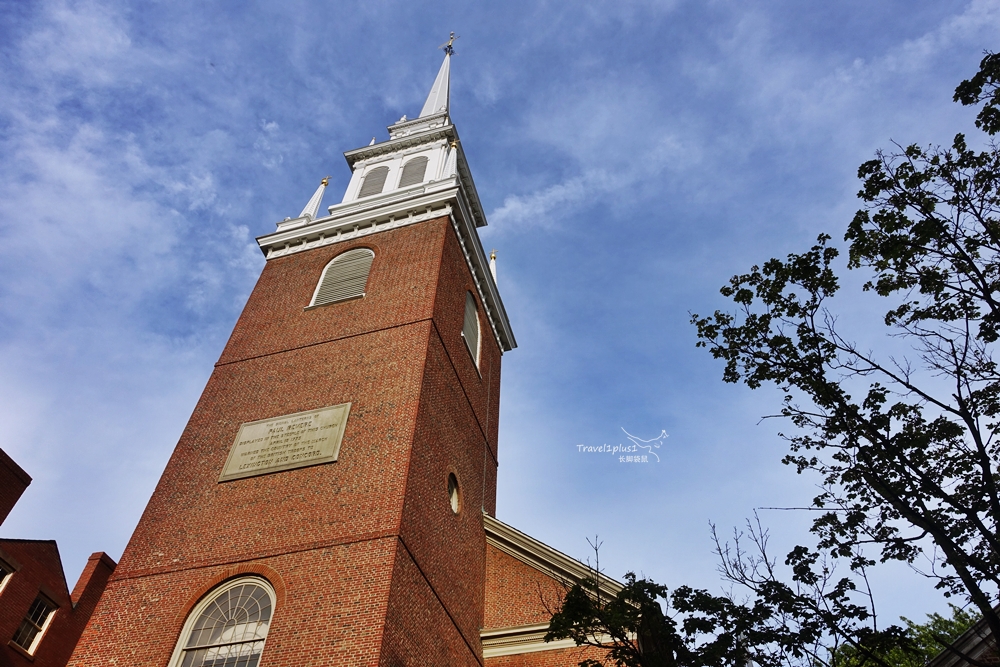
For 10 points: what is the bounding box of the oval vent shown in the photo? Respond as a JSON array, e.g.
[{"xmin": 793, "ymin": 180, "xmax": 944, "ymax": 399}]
[{"xmin": 311, "ymin": 248, "xmax": 375, "ymax": 306}]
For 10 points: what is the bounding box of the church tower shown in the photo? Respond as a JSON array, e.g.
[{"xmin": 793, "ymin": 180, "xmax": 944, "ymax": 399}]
[{"xmin": 69, "ymin": 40, "xmax": 515, "ymax": 667}]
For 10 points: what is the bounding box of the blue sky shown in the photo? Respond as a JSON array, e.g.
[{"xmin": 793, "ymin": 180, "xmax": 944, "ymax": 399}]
[{"xmin": 1, "ymin": 0, "xmax": 997, "ymax": 625}]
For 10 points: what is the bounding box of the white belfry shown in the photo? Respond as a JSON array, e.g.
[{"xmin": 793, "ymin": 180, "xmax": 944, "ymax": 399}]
[{"xmin": 299, "ymin": 177, "xmax": 329, "ymax": 220}]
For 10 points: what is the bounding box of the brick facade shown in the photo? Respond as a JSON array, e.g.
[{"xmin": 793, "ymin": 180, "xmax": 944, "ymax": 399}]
[
  {"xmin": 0, "ymin": 449, "xmax": 115, "ymax": 667},
  {"xmin": 70, "ymin": 217, "xmax": 503, "ymax": 667},
  {"xmin": 485, "ymin": 545, "xmax": 566, "ymax": 630},
  {"xmin": 65, "ymin": 209, "xmax": 615, "ymax": 666},
  {"xmin": 486, "ymin": 647, "xmax": 611, "ymax": 667}
]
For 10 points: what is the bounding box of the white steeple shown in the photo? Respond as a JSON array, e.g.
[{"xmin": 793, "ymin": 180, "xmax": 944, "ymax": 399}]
[
  {"xmin": 418, "ymin": 33, "xmax": 456, "ymax": 118},
  {"xmin": 299, "ymin": 177, "xmax": 329, "ymax": 220},
  {"xmin": 418, "ymin": 51, "xmax": 451, "ymax": 118},
  {"xmin": 259, "ymin": 34, "xmax": 516, "ymax": 353}
]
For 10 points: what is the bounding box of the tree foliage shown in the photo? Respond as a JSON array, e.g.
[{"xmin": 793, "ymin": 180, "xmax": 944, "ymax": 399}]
[
  {"xmin": 546, "ymin": 571, "xmax": 786, "ymax": 667},
  {"xmin": 546, "ymin": 52, "xmax": 1000, "ymax": 667},
  {"xmin": 833, "ymin": 606, "xmax": 979, "ymax": 667}
]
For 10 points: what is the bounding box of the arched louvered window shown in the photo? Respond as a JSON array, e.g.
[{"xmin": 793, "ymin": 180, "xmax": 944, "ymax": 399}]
[
  {"xmin": 357, "ymin": 166, "xmax": 389, "ymax": 198},
  {"xmin": 398, "ymin": 156, "xmax": 429, "ymax": 188},
  {"xmin": 311, "ymin": 248, "xmax": 375, "ymax": 307},
  {"xmin": 168, "ymin": 577, "xmax": 275, "ymax": 667},
  {"xmin": 462, "ymin": 291, "xmax": 480, "ymax": 367}
]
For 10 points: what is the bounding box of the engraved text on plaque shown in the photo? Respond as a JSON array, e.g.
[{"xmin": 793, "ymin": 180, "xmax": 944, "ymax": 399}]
[{"xmin": 218, "ymin": 403, "xmax": 351, "ymax": 482}]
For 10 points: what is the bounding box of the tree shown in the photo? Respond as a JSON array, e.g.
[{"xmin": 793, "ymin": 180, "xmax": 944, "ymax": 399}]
[
  {"xmin": 833, "ymin": 606, "xmax": 979, "ymax": 667},
  {"xmin": 546, "ymin": 52, "xmax": 1000, "ymax": 667}
]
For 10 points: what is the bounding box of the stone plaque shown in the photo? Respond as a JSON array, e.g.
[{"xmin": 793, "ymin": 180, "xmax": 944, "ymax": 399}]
[{"xmin": 218, "ymin": 403, "xmax": 351, "ymax": 482}]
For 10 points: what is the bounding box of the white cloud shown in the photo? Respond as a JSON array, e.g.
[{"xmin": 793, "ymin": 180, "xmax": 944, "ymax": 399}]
[{"xmin": 20, "ymin": 0, "xmax": 133, "ymax": 85}]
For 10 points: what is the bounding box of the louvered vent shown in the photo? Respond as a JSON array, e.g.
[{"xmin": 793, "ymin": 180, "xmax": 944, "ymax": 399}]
[
  {"xmin": 311, "ymin": 248, "xmax": 375, "ymax": 306},
  {"xmin": 398, "ymin": 156, "xmax": 429, "ymax": 188},
  {"xmin": 358, "ymin": 166, "xmax": 389, "ymax": 198},
  {"xmin": 462, "ymin": 291, "xmax": 480, "ymax": 366}
]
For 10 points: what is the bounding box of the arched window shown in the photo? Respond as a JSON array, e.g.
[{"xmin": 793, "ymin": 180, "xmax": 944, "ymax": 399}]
[
  {"xmin": 311, "ymin": 248, "xmax": 375, "ymax": 307},
  {"xmin": 357, "ymin": 166, "xmax": 389, "ymax": 198},
  {"xmin": 169, "ymin": 577, "xmax": 275, "ymax": 667},
  {"xmin": 462, "ymin": 291, "xmax": 480, "ymax": 366},
  {"xmin": 398, "ymin": 156, "xmax": 429, "ymax": 188}
]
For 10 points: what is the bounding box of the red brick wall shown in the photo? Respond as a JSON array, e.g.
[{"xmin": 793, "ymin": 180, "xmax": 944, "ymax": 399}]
[
  {"xmin": 387, "ymin": 221, "xmax": 503, "ymax": 656},
  {"xmin": 486, "ymin": 645, "xmax": 609, "ymax": 667},
  {"xmin": 0, "ymin": 541, "xmax": 114, "ymax": 667},
  {"xmin": 71, "ymin": 217, "xmax": 502, "ymax": 666},
  {"xmin": 0, "ymin": 449, "xmax": 31, "ymax": 525},
  {"xmin": 483, "ymin": 543, "xmax": 612, "ymax": 667},
  {"xmin": 485, "ymin": 545, "xmax": 568, "ymax": 629},
  {"xmin": 72, "ymin": 541, "xmax": 398, "ymax": 666},
  {"xmin": 218, "ymin": 221, "xmax": 448, "ymax": 367},
  {"xmin": 380, "ymin": 543, "xmax": 480, "ymax": 666}
]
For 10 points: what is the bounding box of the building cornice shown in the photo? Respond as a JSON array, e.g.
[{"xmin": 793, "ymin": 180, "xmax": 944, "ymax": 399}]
[
  {"xmin": 344, "ymin": 122, "xmax": 455, "ymax": 166},
  {"xmin": 483, "ymin": 514, "xmax": 623, "ymax": 599},
  {"xmin": 480, "ymin": 623, "xmax": 578, "ymax": 658}
]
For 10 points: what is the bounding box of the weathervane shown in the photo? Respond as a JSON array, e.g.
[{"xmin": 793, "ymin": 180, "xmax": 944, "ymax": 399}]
[{"xmin": 440, "ymin": 31, "xmax": 459, "ymax": 56}]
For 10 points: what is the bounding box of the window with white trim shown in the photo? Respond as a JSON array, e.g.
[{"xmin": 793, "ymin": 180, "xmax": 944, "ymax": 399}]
[
  {"xmin": 0, "ymin": 558, "xmax": 12, "ymax": 593},
  {"xmin": 168, "ymin": 577, "xmax": 276, "ymax": 667},
  {"xmin": 448, "ymin": 473, "xmax": 461, "ymax": 514},
  {"xmin": 11, "ymin": 595, "xmax": 56, "ymax": 654},
  {"xmin": 310, "ymin": 248, "xmax": 375, "ymax": 307},
  {"xmin": 398, "ymin": 156, "xmax": 429, "ymax": 187},
  {"xmin": 357, "ymin": 166, "xmax": 389, "ymax": 198},
  {"xmin": 462, "ymin": 291, "xmax": 480, "ymax": 367}
]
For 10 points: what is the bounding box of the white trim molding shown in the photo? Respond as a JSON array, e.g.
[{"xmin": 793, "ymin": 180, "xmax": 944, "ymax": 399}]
[
  {"xmin": 481, "ymin": 623, "xmax": 577, "ymax": 658},
  {"xmin": 484, "ymin": 513, "xmax": 624, "ymax": 599},
  {"xmin": 479, "ymin": 514, "xmax": 626, "ymax": 658},
  {"xmin": 480, "ymin": 622, "xmax": 621, "ymax": 659}
]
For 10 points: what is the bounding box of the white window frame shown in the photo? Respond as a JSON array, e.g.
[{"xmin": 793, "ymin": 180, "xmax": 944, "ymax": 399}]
[
  {"xmin": 11, "ymin": 594, "xmax": 57, "ymax": 655},
  {"xmin": 0, "ymin": 557, "xmax": 14, "ymax": 595},
  {"xmin": 166, "ymin": 576, "xmax": 277, "ymax": 667}
]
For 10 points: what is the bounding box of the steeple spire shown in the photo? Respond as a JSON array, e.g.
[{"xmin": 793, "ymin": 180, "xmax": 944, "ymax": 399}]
[
  {"xmin": 299, "ymin": 177, "xmax": 329, "ymax": 220},
  {"xmin": 418, "ymin": 33, "xmax": 456, "ymax": 118}
]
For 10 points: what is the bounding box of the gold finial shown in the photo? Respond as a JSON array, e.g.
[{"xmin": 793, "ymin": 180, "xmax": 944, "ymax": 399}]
[
  {"xmin": 449, "ymin": 140, "xmax": 459, "ymax": 149},
  {"xmin": 440, "ymin": 32, "xmax": 459, "ymax": 55},
  {"xmin": 490, "ymin": 249, "xmax": 496, "ymax": 261},
  {"xmin": 321, "ymin": 176, "xmax": 330, "ymax": 186}
]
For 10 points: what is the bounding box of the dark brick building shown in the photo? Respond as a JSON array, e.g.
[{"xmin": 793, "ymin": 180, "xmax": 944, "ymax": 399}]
[
  {"xmin": 68, "ymin": 47, "xmax": 615, "ymax": 667},
  {"xmin": 0, "ymin": 449, "xmax": 116, "ymax": 667}
]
